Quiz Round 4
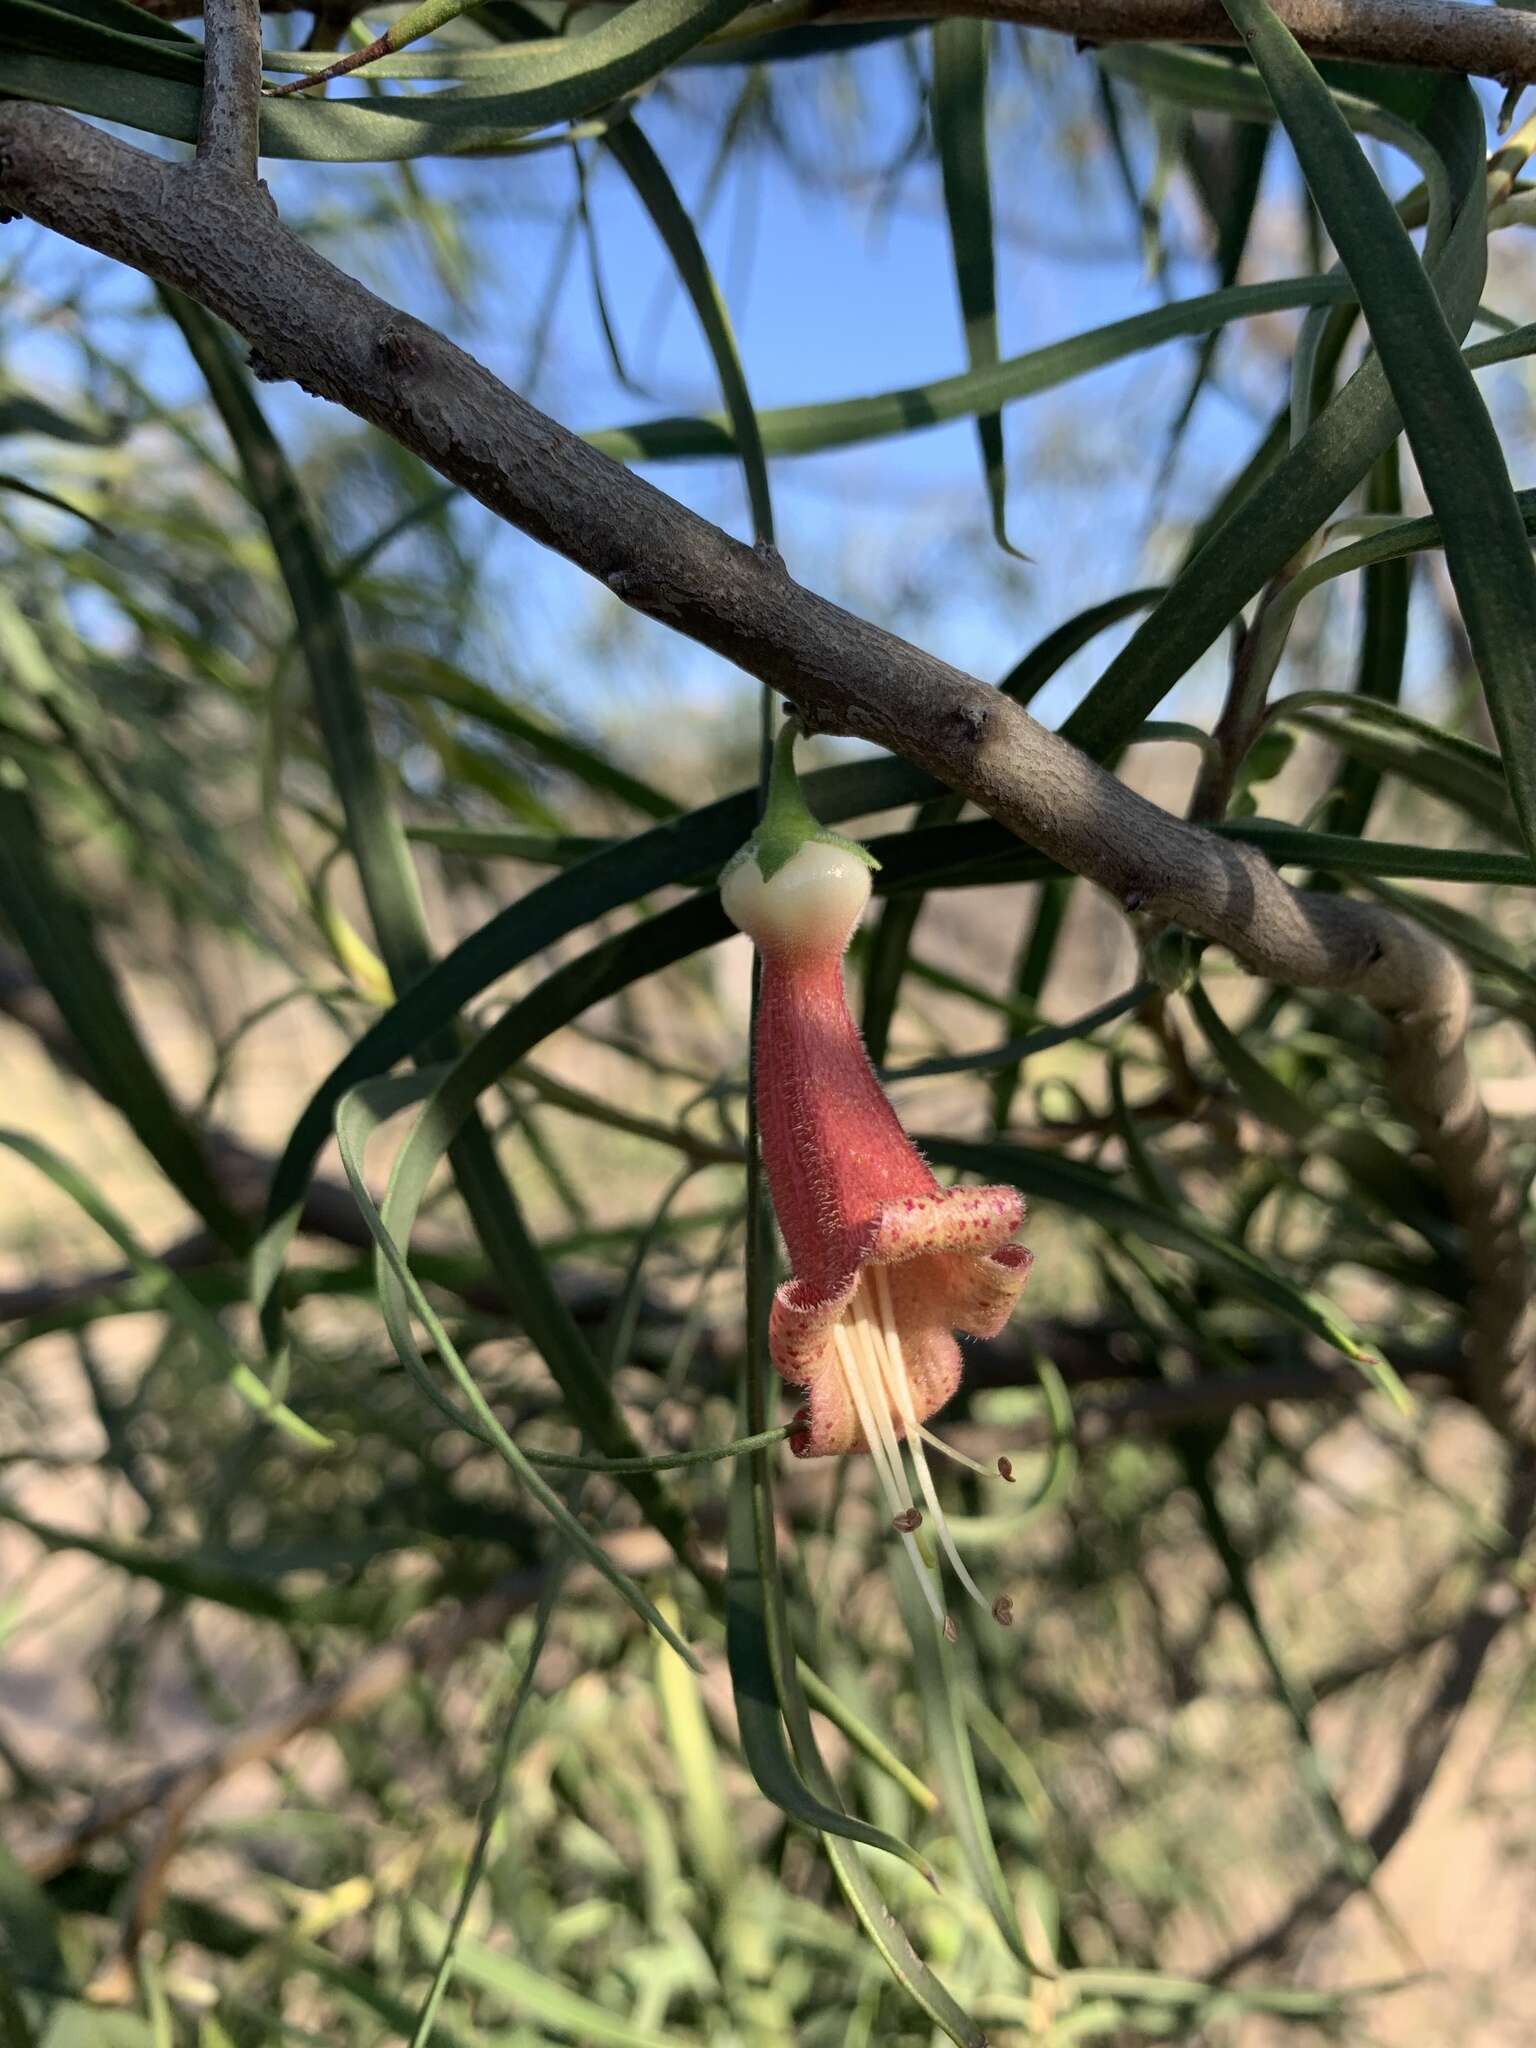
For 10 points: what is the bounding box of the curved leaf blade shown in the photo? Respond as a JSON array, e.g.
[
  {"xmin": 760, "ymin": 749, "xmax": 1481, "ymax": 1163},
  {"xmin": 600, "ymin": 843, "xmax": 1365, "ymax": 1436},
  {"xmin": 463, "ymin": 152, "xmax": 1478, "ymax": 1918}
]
[
  {"xmin": 1219, "ymin": 0, "xmax": 1536, "ymax": 864},
  {"xmin": 932, "ymin": 18, "xmax": 1017, "ymax": 555}
]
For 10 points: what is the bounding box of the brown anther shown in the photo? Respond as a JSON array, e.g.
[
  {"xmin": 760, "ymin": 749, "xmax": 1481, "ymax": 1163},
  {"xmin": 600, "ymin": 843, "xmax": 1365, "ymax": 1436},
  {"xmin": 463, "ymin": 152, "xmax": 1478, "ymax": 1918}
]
[
  {"xmin": 892, "ymin": 1507, "xmax": 923, "ymax": 1534},
  {"xmin": 992, "ymin": 1594, "xmax": 1015, "ymax": 1628},
  {"xmin": 942, "ymin": 1614, "xmax": 958, "ymax": 1643},
  {"xmin": 997, "ymin": 1456, "xmax": 1016, "ymax": 1483}
]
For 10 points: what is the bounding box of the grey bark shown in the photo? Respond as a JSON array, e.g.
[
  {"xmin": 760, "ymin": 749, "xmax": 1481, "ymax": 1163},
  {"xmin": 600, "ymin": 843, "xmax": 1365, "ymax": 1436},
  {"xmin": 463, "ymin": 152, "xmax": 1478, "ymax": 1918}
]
[{"xmin": 195, "ymin": 0, "xmax": 263, "ymax": 178}]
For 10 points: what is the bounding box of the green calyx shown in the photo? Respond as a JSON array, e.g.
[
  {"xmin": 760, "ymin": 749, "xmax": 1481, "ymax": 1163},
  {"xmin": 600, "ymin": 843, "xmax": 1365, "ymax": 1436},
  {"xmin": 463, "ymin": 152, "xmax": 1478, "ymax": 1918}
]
[{"xmin": 721, "ymin": 718, "xmax": 881, "ymax": 884}]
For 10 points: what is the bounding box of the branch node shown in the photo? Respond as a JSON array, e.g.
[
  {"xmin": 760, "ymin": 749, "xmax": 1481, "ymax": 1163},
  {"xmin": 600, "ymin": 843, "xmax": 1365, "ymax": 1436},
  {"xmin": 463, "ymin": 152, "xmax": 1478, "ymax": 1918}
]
[
  {"xmin": 377, "ymin": 318, "xmax": 424, "ymax": 374},
  {"xmin": 947, "ymin": 699, "xmax": 990, "ymax": 746}
]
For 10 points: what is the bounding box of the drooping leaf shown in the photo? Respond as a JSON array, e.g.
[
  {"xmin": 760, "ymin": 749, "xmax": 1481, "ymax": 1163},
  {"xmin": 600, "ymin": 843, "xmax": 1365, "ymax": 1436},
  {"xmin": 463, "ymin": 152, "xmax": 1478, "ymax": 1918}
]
[
  {"xmin": 2, "ymin": 0, "xmax": 761, "ymax": 160},
  {"xmin": 0, "ymin": 782, "xmax": 248, "ymax": 1249},
  {"xmin": 333, "ymin": 1075, "xmax": 699, "ymax": 1662},
  {"xmin": 600, "ymin": 113, "xmax": 775, "ymax": 547},
  {"xmin": 1066, "ymin": 74, "xmax": 1486, "ymax": 759},
  {"xmin": 932, "ymin": 18, "xmax": 1017, "ymax": 553},
  {"xmin": 0, "ymin": 1129, "xmax": 323, "ymax": 1445},
  {"xmin": 1218, "ymin": 0, "xmax": 1536, "ymax": 865}
]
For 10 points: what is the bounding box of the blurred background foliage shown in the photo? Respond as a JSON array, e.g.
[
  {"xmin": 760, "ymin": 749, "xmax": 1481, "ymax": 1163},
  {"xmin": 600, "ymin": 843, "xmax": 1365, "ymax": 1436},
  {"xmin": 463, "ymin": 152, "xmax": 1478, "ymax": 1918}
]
[{"xmin": 3, "ymin": 8, "xmax": 1536, "ymax": 2044}]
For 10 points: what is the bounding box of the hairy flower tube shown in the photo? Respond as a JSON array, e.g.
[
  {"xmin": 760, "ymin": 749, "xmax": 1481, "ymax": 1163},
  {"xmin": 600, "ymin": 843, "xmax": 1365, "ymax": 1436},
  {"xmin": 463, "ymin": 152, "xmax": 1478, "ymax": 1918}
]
[{"xmin": 722, "ymin": 724, "xmax": 1034, "ymax": 1628}]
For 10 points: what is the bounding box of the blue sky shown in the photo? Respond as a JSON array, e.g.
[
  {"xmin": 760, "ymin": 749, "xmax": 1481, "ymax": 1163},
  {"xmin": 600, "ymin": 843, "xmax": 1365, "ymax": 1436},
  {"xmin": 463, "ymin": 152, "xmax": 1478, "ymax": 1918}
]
[{"xmin": 6, "ymin": 28, "xmax": 1520, "ymax": 763}]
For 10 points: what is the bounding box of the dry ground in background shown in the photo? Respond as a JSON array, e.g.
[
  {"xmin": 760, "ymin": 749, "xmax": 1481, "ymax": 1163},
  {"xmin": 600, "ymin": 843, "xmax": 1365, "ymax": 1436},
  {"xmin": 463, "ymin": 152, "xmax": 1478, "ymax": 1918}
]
[{"xmin": 3, "ymin": 740, "xmax": 1533, "ymax": 2041}]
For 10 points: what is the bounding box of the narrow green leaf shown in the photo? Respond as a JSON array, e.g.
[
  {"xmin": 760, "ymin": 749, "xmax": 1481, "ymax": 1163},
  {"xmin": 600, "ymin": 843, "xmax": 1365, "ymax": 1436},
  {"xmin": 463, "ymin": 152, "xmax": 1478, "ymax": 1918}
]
[
  {"xmin": 590, "ymin": 275, "xmax": 1352, "ymax": 464},
  {"xmin": 0, "ymin": 784, "xmax": 248, "ymax": 1249},
  {"xmin": 0, "ymin": 1129, "xmax": 323, "ymax": 1444},
  {"xmin": 374, "ymin": 649, "xmax": 679, "ymax": 821},
  {"xmin": 893, "ymin": 1570, "xmax": 1034, "ymax": 1970},
  {"xmin": 1094, "ymin": 64, "xmax": 1163, "ymax": 274},
  {"xmin": 333, "ymin": 1077, "xmax": 699, "ymax": 1663},
  {"xmin": 1305, "ymin": 446, "xmax": 1410, "ymax": 882},
  {"xmin": 1187, "ymin": 982, "xmax": 1318, "ymax": 1141},
  {"xmin": 818, "ymin": 1831, "xmax": 986, "ymax": 2048},
  {"xmin": 523, "ymin": 1426, "xmax": 795, "ymax": 1474},
  {"xmin": 1269, "ymin": 489, "xmax": 1536, "ymax": 633},
  {"xmin": 401, "ymin": 822, "xmax": 611, "ymax": 863},
  {"xmin": 1108, "ymin": 1046, "xmax": 1185, "ymax": 1213},
  {"xmin": 409, "ymin": 1902, "xmax": 694, "ymax": 2047},
  {"xmin": 0, "ymin": 473, "xmax": 107, "ymax": 528},
  {"xmin": 1219, "ymin": 0, "xmax": 1536, "ymax": 865},
  {"xmin": 990, "ymin": 876, "xmax": 1070, "ymax": 1130},
  {"xmin": 371, "ymin": 1061, "xmax": 701, "ymax": 1560},
  {"xmin": 601, "ymin": 114, "xmax": 774, "ymax": 547},
  {"xmin": 861, "ymin": 587, "xmax": 1160, "ymax": 1063},
  {"xmin": 163, "ymin": 290, "xmax": 434, "ymax": 988},
  {"xmin": 998, "ymin": 585, "xmax": 1164, "ymax": 704},
  {"xmin": 1066, "ymin": 76, "xmax": 1487, "ymax": 759},
  {"xmin": 884, "ymin": 984, "xmax": 1151, "ymax": 1082},
  {"xmin": 653, "ymin": 1593, "xmax": 735, "ymax": 1895},
  {"xmin": 933, "ymin": 18, "xmax": 1015, "ymax": 554},
  {"xmin": 0, "ymin": 383, "xmax": 121, "ymax": 447},
  {"xmin": 334, "ymin": 481, "xmax": 459, "ymax": 590},
  {"xmin": 407, "ymin": 1567, "xmax": 567, "ymax": 2048},
  {"xmin": 1272, "ymin": 696, "xmax": 1518, "ymax": 845},
  {"xmin": 923, "ymin": 1135, "xmax": 1400, "ymax": 1386},
  {"xmin": 791, "ymin": 1660, "xmax": 938, "ymax": 1815},
  {"xmin": 1162, "ymin": 120, "xmax": 1271, "ymax": 470},
  {"xmin": 1232, "ymin": 819, "xmax": 1536, "ymax": 886},
  {"xmin": 721, "ymin": 1468, "xmax": 935, "ymax": 1884},
  {"xmin": 2, "ymin": 0, "xmax": 760, "ymax": 160}
]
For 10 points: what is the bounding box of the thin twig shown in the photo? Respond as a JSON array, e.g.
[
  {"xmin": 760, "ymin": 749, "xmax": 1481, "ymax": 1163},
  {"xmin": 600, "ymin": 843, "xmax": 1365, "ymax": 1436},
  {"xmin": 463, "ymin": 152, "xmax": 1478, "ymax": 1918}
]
[
  {"xmin": 0, "ymin": 101, "xmax": 1528, "ymax": 1433},
  {"xmin": 196, "ymin": 0, "xmax": 264, "ymax": 179}
]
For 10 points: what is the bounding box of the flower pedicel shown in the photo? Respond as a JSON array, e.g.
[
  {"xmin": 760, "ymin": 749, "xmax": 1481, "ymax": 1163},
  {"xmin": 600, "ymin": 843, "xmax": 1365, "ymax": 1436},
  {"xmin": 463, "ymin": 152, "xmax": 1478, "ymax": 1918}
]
[{"xmin": 721, "ymin": 720, "xmax": 1034, "ymax": 1630}]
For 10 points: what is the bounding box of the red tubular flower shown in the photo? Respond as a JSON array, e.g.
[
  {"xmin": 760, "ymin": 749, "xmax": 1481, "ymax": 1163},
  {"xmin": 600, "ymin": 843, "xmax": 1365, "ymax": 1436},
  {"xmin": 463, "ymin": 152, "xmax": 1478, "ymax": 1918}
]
[{"xmin": 722, "ymin": 726, "xmax": 1034, "ymax": 1626}]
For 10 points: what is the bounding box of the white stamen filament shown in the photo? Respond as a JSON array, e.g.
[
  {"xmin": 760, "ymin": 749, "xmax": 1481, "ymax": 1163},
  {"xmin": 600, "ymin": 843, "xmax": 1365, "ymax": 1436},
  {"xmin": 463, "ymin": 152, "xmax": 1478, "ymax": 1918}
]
[
  {"xmin": 831, "ymin": 1266, "xmax": 1010, "ymax": 1628},
  {"xmin": 870, "ymin": 1265, "xmax": 993, "ymax": 1617},
  {"xmin": 831, "ymin": 1320, "xmax": 943, "ymax": 1625},
  {"xmin": 916, "ymin": 1424, "xmax": 994, "ymax": 1478}
]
